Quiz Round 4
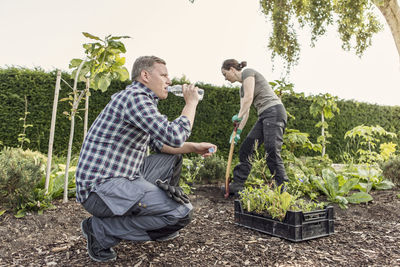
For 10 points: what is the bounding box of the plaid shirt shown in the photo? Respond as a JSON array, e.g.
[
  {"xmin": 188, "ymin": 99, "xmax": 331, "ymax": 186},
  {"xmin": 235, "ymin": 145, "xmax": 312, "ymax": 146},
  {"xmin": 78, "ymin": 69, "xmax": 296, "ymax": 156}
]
[{"xmin": 75, "ymin": 81, "xmax": 191, "ymax": 203}]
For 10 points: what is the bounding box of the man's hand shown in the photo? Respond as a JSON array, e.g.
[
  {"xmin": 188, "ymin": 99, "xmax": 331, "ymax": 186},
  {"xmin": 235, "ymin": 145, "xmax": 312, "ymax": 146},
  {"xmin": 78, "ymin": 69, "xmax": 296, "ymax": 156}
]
[
  {"xmin": 156, "ymin": 179, "xmax": 190, "ymax": 204},
  {"xmin": 229, "ymin": 129, "xmax": 242, "ymax": 144},
  {"xmin": 182, "ymin": 84, "xmax": 200, "ymax": 105},
  {"xmin": 192, "ymin": 142, "xmax": 217, "ymax": 158}
]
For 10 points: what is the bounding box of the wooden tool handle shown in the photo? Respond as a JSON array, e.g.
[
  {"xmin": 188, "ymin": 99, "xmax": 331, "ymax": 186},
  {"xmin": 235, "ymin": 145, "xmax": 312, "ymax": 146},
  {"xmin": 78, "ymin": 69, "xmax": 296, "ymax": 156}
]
[{"xmin": 224, "ymin": 128, "xmax": 237, "ymax": 198}]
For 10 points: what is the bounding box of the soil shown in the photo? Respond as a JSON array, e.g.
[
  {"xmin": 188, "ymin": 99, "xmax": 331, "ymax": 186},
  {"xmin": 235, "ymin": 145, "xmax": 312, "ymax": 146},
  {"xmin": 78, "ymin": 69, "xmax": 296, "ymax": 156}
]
[{"xmin": 0, "ymin": 185, "xmax": 399, "ymax": 267}]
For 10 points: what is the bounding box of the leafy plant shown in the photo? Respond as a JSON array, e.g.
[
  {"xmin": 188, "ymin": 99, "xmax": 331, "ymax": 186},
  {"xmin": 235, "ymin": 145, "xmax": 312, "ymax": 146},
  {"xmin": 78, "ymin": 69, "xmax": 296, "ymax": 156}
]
[
  {"xmin": 179, "ymin": 157, "xmax": 202, "ymax": 194},
  {"xmin": 239, "ymin": 185, "xmax": 294, "ymax": 220},
  {"xmin": 310, "ymin": 168, "xmax": 372, "ymax": 209},
  {"xmin": 41, "ymin": 163, "xmax": 77, "ymax": 199},
  {"xmin": 344, "ymin": 165, "xmax": 394, "ymax": 192},
  {"xmin": 68, "ymin": 32, "xmax": 130, "ymax": 93},
  {"xmin": 247, "ymin": 146, "xmax": 273, "ymax": 187},
  {"xmin": 270, "ymin": 80, "xmax": 304, "ymax": 120},
  {"xmin": 380, "ymin": 156, "xmax": 400, "ymax": 185},
  {"xmin": 239, "ymin": 184, "xmax": 324, "ymax": 221},
  {"xmin": 61, "ymin": 32, "xmax": 130, "ymax": 202},
  {"xmin": 345, "ymin": 125, "xmax": 397, "ymax": 164},
  {"xmin": 282, "ymin": 129, "xmax": 322, "ymax": 155},
  {"xmin": 196, "ymin": 155, "xmax": 226, "ymax": 183},
  {"xmin": 309, "ymin": 93, "xmax": 340, "ymax": 156},
  {"xmin": 0, "ymin": 147, "xmax": 53, "ymax": 216},
  {"xmin": 17, "ymin": 95, "xmax": 33, "ymax": 149}
]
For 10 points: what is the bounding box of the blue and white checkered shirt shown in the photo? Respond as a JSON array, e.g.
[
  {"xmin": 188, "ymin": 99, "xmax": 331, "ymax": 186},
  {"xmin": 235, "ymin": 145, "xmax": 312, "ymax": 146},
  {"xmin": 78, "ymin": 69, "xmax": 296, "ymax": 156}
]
[{"xmin": 75, "ymin": 81, "xmax": 191, "ymax": 203}]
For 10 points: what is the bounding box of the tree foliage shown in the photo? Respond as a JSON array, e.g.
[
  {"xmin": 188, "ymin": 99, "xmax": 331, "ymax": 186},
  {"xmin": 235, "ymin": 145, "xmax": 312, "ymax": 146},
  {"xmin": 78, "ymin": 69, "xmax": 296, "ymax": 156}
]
[
  {"xmin": 69, "ymin": 32, "xmax": 130, "ymax": 92},
  {"xmin": 259, "ymin": 0, "xmax": 383, "ymax": 70}
]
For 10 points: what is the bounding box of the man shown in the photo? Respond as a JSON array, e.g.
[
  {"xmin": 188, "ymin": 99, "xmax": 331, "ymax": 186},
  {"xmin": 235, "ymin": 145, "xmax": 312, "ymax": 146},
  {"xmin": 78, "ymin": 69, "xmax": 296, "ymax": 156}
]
[{"xmin": 76, "ymin": 56, "xmax": 216, "ymax": 262}]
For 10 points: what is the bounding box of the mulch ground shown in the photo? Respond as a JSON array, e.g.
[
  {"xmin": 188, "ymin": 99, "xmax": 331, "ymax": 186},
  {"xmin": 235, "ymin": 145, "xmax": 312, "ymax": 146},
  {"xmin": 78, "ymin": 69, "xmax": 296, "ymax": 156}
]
[{"xmin": 0, "ymin": 185, "xmax": 399, "ymax": 267}]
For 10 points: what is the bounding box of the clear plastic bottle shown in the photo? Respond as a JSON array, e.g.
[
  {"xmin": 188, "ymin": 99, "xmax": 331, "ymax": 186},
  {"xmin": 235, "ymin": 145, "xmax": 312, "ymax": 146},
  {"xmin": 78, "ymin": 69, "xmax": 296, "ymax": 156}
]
[{"xmin": 167, "ymin": 85, "xmax": 204, "ymax": 100}]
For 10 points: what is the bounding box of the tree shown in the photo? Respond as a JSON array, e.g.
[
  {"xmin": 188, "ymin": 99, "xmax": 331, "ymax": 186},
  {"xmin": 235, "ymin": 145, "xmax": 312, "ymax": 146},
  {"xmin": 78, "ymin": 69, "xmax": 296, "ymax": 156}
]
[
  {"xmin": 309, "ymin": 93, "xmax": 340, "ymax": 157},
  {"xmin": 61, "ymin": 32, "xmax": 130, "ymax": 203},
  {"xmin": 258, "ymin": 0, "xmax": 399, "ymax": 71}
]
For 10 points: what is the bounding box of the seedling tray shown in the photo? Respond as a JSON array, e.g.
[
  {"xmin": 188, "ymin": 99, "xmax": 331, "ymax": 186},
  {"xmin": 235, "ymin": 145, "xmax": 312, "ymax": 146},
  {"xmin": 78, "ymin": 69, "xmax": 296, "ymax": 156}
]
[{"xmin": 234, "ymin": 200, "xmax": 334, "ymax": 242}]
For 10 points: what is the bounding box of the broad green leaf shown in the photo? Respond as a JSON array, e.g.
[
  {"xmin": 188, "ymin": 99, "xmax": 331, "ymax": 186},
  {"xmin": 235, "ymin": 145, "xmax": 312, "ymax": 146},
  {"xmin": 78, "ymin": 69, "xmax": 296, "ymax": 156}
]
[
  {"xmin": 334, "ymin": 195, "xmax": 348, "ymax": 205},
  {"xmin": 346, "ymin": 192, "xmax": 373, "ymax": 204},
  {"xmin": 338, "ymin": 178, "xmax": 359, "ymax": 195},
  {"xmin": 0, "ymin": 210, "xmax": 6, "ymax": 216},
  {"xmin": 97, "ymin": 75, "xmax": 111, "ymax": 92},
  {"xmin": 82, "ymin": 32, "xmax": 101, "ymax": 41},
  {"xmin": 374, "ymin": 180, "xmax": 394, "ymax": 190},
  {"xmin": 322, "ymin": 169, "xmax": 339, "ymax": 197},
  {"xmin": 108, "ymin": 41, "xmax": 126, "ymax": 53},
  {"xmin": 114, "ymin": 68, "xmax": 129, "ymax": 81},
  {"xmin": 310, "ymin": 175, "xmax": 330, "ymax": 197},
  {"xmin": 69, "ymin": 58, "xmax": 83, "ymax": 68},
  {"xmin": 352, "ymin": 183, "xmax": 367, "ymax": 192},
  {"xmin": 115, "ymin": 56, "xmax": 126, "ymax": 66},
  {"xmin": 15, "ymin": 209, "xmax": 26, "ymax": 218}
]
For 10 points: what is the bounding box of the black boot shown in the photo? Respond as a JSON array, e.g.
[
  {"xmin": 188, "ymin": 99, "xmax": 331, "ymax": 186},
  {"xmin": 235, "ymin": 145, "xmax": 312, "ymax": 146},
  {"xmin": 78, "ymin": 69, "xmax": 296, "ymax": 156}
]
[{"xmin": 81, "ymin": 217, "xmax": 117, "ymax": 262}]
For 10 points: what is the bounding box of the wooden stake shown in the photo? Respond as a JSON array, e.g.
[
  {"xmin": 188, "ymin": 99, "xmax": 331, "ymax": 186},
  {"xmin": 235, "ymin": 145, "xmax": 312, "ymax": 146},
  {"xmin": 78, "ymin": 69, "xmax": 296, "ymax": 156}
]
[
  {"xmin": 83, "ymin": 78, "xmax": 90, "ymax": 140},
  {"xmin": 45, "ymin": 70, "xmax": 61, "ymax": 194}
]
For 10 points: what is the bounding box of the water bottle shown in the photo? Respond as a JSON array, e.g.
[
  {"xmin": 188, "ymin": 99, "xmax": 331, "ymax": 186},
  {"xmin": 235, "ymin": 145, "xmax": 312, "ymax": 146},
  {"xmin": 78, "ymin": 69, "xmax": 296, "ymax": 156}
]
[{"xmin": 168, "ymin": 85, "xmax": 204, "ymax": 101}]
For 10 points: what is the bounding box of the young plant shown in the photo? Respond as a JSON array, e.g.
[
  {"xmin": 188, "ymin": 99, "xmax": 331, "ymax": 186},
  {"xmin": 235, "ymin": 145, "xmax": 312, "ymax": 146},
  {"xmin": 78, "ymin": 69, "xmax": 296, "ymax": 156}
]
[
  {"xmin": 239, "ymin": 184, "xmax": 324, "ymax": 221},
  {"xmin": 239, "ymin": 184, "xmax": 295, "ymax": 220},
  {"xmin": 247, "ymin": 146, "xmax": 273, "ymax": 187},
  {"xmin": 310, "ymin": 168, "xmax": 372, "ymax": 209},
  {"xmin": 179, "ymin": 157, "xmax": 203, "ymax": 194},
  {"xmin": 282, "ymin": 129, "xmax": 322, "ymax": 157},
  {"xmin": 344, "ymin": 164, "xmax": 394, "ymax": 193},
  {"xmin": 270, "ymin": 79, "xmax": 304, "ymax": 120},
  {"xmin": 17, "ymin": 95, "xmax": 33, "ymax": 149},
  {"xmin": 309, "ymin": 93, "xmax": 340, "ymax": 156},
  {"xmin": 61, "ymin": 32, "xmax": 130, "ymax": 203},
  {"xmin": 344, "ymin": 125, "xmax": 397, "ymax": 164}
]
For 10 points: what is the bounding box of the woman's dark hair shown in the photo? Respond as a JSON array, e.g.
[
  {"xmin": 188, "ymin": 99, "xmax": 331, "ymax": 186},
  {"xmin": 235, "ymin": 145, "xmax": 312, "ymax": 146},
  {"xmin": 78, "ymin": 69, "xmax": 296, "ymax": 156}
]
[{"xmin": 221, "ymin": 59, "xmax": 247, "ymax": 71}]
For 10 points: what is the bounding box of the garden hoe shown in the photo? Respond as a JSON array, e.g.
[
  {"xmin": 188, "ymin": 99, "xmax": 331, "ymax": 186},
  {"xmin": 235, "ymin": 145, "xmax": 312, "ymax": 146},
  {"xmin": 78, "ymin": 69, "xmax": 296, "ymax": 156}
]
[{"xmin": 224, "ymin": 125, "xmax": 238, "ymax": 199}]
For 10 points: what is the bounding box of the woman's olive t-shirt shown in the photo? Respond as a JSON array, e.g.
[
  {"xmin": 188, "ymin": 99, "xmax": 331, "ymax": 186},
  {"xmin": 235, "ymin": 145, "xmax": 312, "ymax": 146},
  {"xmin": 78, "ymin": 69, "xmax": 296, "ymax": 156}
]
[{"xmin": 241, "ymin": 68, "xmax": 282, "ymax": 115}]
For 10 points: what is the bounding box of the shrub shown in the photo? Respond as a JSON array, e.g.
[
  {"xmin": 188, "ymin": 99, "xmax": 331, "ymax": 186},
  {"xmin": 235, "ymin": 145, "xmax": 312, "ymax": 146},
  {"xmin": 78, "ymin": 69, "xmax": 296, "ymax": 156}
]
[
  {"xmin": 0, "ymin": 147, "xmax": 52, "ymax": 215},
  {"xmin": 381, "ymin": 156, "xmax": 400, "ymax": 185}
]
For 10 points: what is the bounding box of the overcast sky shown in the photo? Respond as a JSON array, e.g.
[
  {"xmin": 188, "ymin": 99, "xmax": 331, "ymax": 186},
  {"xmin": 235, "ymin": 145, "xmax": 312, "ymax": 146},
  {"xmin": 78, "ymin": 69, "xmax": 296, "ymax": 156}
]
[{"xmin": 1, "ymin": 0, "xmax": 399, "ymax": 106}]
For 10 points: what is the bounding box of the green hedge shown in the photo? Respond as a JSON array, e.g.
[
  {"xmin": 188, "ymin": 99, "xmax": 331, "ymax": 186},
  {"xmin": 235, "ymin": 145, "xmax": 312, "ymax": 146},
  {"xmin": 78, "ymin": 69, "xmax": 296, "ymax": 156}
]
[
  {"xmin": 1, "ymin": 67, "xmax": 399, "ymax": 162},
  {"xmin": 281, "ymin": 96, "xmax": 400, "ymax": 161}
]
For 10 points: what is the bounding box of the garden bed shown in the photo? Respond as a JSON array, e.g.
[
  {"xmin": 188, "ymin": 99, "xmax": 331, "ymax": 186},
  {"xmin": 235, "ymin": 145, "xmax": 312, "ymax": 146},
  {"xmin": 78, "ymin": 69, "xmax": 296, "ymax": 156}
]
[{"xmin": 0, "ymin": 185, "xmax": 399, "ymax": 266}]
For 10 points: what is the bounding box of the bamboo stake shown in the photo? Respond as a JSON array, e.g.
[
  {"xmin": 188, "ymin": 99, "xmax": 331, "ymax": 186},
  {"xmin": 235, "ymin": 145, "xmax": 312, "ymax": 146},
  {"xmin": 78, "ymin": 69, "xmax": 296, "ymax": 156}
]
[
  {"xmin": 83, "ymin": 78, "xmax": 90, "ymax": 140},
  {"xmin": 64, "ymin": 60, "xmax": 86, "ymax": 203},
  {"xmin": 45, "ymin": 70, "xmax": 61, "ymax": 194}
]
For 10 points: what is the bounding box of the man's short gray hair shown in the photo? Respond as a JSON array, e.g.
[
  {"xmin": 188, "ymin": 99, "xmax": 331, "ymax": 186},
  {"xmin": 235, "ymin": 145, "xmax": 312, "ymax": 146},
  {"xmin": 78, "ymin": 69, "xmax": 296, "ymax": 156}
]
[{"xmin": 131, "ymin": 56, "xmax": 166, "ymax": 81}]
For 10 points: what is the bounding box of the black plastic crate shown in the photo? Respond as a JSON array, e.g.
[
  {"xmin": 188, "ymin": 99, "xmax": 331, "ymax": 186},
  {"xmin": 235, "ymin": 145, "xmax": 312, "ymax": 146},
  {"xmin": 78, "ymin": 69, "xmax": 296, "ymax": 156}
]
[{"xmin": 234, "ymin": 200, "xmax": 334, "ymax": 242}]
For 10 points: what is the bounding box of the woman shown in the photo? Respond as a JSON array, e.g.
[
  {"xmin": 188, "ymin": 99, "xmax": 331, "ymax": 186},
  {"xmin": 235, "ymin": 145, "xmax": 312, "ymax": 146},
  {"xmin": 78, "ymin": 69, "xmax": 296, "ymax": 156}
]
[{"xmin": 221, "ymin": 59, "xmax": 288, "ymax": 195}]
